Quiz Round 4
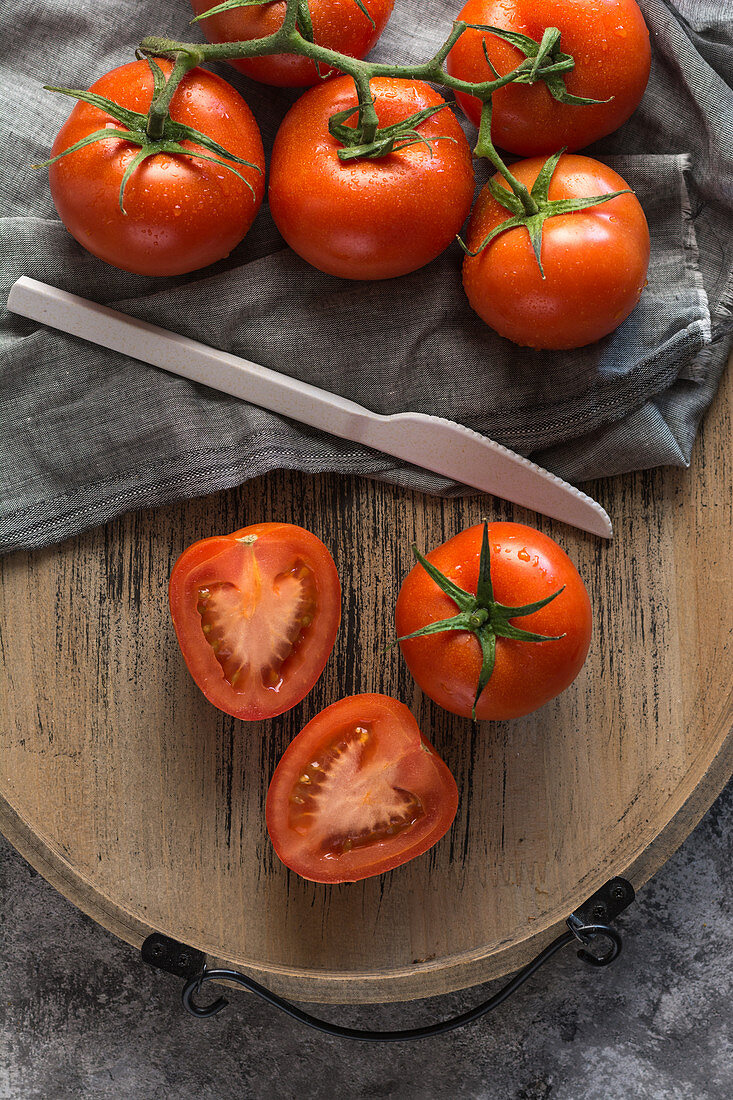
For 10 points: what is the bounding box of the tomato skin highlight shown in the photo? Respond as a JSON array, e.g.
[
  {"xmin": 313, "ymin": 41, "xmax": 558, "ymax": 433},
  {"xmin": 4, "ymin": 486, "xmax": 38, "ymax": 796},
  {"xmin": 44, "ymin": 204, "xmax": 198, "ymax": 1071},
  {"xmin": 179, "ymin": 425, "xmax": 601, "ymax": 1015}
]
[
  {"xmin": 190, "ymin": 0, "xmax": 395, "ymax": 87},
  {"xmin": 268, "ymin": 76, "xmax": 475, "ymax": 280},
  {"xmin": 266, "ymin": 694, "xmax": 458, "ymax": 882},
  {"xmin": 169, "ymin": 523, "xmax": 340, "ymax": 721},
  {"xmin": 462, "ymin": 154, "xmax": 650, "ymax": 349},
  {"xmin": 48, "ymin": 61, "xmax": 265, "ymax": 276},
  {"xmin": 447, "ymin": 0, "xmax": 651, "ymax": 155},
  {"xmin": 396, "ymin": 523, "xmax": 592, "ymax": 721}
]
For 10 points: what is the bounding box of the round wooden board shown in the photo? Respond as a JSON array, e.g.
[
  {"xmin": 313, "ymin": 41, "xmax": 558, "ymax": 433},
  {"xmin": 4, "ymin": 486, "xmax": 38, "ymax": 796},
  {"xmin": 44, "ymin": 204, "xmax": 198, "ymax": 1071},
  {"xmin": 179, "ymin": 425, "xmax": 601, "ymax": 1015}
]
[{"xmin": 1, "ymin": 360, "xmax": 731, "ymax": 1006}]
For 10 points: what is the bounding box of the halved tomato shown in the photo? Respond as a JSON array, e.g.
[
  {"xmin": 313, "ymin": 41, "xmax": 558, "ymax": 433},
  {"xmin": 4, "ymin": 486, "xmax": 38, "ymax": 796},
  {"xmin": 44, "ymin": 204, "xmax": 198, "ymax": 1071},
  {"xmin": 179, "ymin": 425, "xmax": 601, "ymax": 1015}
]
[
  {"xmin": 266, "ymin": 694, "xmax": 459, "ymax": 883},
  {"xmin": 169, "ymin": 523, "xmax": 340, "ymax": 720}
]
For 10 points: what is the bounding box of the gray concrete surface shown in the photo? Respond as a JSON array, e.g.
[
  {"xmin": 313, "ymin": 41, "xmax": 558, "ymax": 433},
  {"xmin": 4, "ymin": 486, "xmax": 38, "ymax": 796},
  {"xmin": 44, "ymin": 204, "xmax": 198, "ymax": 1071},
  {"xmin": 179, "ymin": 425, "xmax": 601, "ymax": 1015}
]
[{"xmin": 1, "ymin": 778, "xmax": 732, "ymax": 1100}]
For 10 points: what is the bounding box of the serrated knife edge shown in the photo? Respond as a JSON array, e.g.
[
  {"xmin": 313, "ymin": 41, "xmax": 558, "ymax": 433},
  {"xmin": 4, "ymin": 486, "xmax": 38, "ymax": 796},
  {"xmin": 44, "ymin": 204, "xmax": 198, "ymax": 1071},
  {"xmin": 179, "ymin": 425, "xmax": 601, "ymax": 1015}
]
[{"xmin": 359, "ymin": 413, "xmax": 612, "ymax": 538}]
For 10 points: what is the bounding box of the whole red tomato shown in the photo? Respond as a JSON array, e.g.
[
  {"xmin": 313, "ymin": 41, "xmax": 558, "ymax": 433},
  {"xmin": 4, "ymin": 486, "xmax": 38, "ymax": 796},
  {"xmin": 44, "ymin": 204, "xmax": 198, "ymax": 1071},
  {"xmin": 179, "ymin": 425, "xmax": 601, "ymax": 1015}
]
[
  {"xmin": 395, "ymin": 522, "xmax": 592, "ymax": 721},
  {"xmin": 268, "ymin": 76, "xmax": 475, "ymax": 280},
  {"xmin": 48, "ymin": 60, "xmax": 265, "ymax": 276},
  {"xmin": 169, "ymin": 523, "xmax": 341, "ymax": 720},
  {"xmin": 190, "ymin": 0, "xmax": 395, "ymax": 87},
  {"xmin": 447, "ymin": 0, "xmax": 651, "ymax": 155},
  {"xmin": 266, "ymin": 694, "xmax": 458, "ymax": 882},
  {"xmin": 462, "ymin": 154, "xmax": 650, "ymax": 349}
]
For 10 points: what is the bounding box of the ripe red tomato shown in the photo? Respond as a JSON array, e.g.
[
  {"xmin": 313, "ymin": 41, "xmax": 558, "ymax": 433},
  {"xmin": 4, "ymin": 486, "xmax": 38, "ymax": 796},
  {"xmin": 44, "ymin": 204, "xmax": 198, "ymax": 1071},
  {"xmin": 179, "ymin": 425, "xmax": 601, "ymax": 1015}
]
[
  {"xmin": 462, "ymin": 154, "xmax": 650, "ymax": 349},
  {"xmin": 447, "ymin": 0, "xmax": 651, "ymax": 155},
  {"xmin": 169, "ymin": 523, "xmax": 340, "ymax": 720},
  {"xmin": 265, "ymin": 694, "xmax": 458, "ymax": 882},
  {"xmin": 190, "ymin": 0, "xmax": 395, "ymax": 87},
  {"xmin": 268, "ymin": 76, "xmax": 475, "ymax": 280},
  {"xmin": 48, "ymin": 60, "xmax": 265, "ymax": 276},
  {"xmin": 395, "ymin": 523, "xmax": 592, "ymax": 721}
]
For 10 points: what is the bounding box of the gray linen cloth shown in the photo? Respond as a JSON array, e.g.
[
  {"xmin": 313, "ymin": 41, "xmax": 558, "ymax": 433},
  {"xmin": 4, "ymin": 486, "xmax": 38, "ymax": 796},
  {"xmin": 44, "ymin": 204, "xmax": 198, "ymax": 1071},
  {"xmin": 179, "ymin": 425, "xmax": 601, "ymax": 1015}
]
[{"xmin": 1, "ymin": 0, "xmax": 731, "ymax": 551}]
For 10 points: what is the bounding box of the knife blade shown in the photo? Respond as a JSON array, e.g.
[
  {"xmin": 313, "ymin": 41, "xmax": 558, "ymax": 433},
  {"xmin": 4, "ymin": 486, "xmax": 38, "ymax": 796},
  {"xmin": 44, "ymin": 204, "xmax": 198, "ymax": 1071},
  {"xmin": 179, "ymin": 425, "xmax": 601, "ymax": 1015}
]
[{"xmin": 7, "ymin": 276, "xmax": 612, "ymax": 538}]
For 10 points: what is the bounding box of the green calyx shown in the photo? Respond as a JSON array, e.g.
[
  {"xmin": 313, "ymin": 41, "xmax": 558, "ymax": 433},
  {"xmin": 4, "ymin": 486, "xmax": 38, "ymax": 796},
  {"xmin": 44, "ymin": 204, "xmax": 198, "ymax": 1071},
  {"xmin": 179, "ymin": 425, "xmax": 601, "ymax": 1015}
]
[
  {"xmin": 468, "ymin": 23, "xmax": 609, "ymax": 107},
  {"xmin": 461, "ymin": 142, "xmax": 632, "ymax": 277},
  {"xmin": 328, "ymin": 102, "xmax": 454, "ymax": 161},
  {"xmin": 397, "ymin": 521, "xmax": 565, "ymax": 721},
  {"xmin": 34, "ymin": 57, "xmax": 261, "ymax": 213}
]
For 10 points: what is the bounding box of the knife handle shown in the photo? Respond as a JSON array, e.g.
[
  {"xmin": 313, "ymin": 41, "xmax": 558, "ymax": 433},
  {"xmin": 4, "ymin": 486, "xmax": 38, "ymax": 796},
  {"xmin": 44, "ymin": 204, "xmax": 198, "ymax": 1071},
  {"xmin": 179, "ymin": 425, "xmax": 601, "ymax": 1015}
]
[{"xmin": 6, "ymin": 276, "xmax": 373, "ymax": 440}]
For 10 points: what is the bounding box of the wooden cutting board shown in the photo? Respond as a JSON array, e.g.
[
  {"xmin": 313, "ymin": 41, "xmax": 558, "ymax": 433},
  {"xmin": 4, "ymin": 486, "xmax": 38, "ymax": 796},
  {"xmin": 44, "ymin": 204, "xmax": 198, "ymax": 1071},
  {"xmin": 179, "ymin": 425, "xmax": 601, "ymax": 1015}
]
[{"xmin": 1, "ymin": 358, "xmax": 731, "ymax": 1005}]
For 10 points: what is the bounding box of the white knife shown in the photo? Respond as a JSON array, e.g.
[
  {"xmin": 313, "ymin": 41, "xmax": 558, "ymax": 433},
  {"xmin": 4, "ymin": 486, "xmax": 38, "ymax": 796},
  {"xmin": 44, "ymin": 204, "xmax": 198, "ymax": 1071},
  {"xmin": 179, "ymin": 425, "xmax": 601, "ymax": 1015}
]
[{"xmin": 7, "ymin": 276, "xmax": 612, "ymax": 538}]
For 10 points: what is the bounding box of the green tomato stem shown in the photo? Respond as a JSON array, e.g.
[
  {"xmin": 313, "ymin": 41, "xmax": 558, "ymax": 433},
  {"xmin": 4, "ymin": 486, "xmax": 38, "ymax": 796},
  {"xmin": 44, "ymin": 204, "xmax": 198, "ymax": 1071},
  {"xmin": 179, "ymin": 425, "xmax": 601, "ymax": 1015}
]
[
  {"xmin": 145, "ymin": 48, "xmax": 202, "ymax": 140},
  {"xmin": 136, "ymin": 3, "xmax": 577, "ymax": 167},
  {"xmin": 475, "ymin": 100, "xmax": 539, "ymax": 216}
]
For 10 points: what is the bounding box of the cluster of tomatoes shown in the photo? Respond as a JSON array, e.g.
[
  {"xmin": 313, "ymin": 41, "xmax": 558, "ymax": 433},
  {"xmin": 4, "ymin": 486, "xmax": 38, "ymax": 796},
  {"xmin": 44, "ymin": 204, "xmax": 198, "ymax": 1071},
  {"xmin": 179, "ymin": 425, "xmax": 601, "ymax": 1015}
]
[
  {"xmin": 46, "ymin": 0, "xmax": 653, "ymax": 349},
  {"xmin": 169, "ymin": 520, "xmax": 592, "ymax": 883}
]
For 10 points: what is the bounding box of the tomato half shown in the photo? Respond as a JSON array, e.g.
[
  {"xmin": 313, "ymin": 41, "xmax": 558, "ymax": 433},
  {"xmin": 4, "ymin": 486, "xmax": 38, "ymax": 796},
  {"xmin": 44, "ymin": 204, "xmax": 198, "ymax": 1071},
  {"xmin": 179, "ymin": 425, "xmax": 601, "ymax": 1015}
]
[
  {"xmin": 48, "ymin": 61, "xmax": 265, "ymax": 276},
  {"xmin": 462, "ymin": 154, "xmax": 650, "ymax": 349},
  {"xmin": 266, "ymin": 694, "xmax": 458, "ymax": 882},
  {"xmin": 169, "ymin": 523, "xmax": 340, "ymax": 720},
  {"xmin": 447, "ymin": 0, "xmax": 651, "ymax": 155},
  {"xmin": 395, "ymin": 523, "xmax": 592, "ymax": 721},
  {"xmin": 190, "ymin": 0, "xmax": 395, "ymax": 87},
  {"xmin": 268, "ymin": 76, "xmax": 475, "ymax": 280}
]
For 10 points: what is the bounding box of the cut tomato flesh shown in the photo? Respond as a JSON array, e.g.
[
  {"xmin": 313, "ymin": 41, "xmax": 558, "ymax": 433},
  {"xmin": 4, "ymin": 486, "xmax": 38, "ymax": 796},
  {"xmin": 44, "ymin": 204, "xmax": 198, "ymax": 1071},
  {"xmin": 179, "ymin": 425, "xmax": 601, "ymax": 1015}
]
[
  {"xmin": 196, "ymin": 557, "xmax": 317, "ymax": 693},
  {"xmin": 288, "ymin": 723, "xmax": 425, "ymax": 856},
  {"xmin": 266, "ymin": 694, "xmax": 458, "ymax": 881},
  {"xmin": 170, "ymin": 523, "xmax": 341, "ymax": 721}
]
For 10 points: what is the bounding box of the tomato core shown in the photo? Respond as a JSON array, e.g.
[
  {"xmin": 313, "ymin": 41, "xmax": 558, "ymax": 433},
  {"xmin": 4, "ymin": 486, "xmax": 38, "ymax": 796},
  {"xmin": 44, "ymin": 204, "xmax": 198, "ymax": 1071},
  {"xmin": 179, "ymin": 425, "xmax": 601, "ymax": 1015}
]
[
  {"xmin": 288, "ymin": 723, "xmax": 425, "ymax": 857},
  {"xmin": 196, "ymin": 556, "xmax": 318, "ymax": 695},
  {"xmin": 266, "ymin": 694, "xmax": 457, "ymax": 880}
]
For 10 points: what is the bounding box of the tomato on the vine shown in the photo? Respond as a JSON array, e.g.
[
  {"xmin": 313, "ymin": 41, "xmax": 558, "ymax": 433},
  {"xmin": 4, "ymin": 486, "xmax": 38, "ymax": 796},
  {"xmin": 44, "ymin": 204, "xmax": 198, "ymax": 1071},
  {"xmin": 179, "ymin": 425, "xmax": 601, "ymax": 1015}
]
[
  {"xmin": 48, "ymin": 60, "xmax": 265, "ymax": 276},
  {"xmin": 190, "ymin": 0, "xmax": 395, "ymax": 87},
  {"xmin": 268, "ymin": 76, "xmax": 475, "ymax": 280},
  {"xmin": 395, "ymin": 522, "xmax": 592, "ymax": 721},
  {"xmin": 462, "ymin": 154, "xmax": 650, "ymax": 349},
  {"xmin": 169, "ymin": 523, "xmax": 340, "ymax": 720},
  {"xmin": 266, "ymin": 694, "xmax": 458, "ymax": 882},
  {"xmin": 447, "ymin": 0, "xmax": 651, "ymax": 155}
]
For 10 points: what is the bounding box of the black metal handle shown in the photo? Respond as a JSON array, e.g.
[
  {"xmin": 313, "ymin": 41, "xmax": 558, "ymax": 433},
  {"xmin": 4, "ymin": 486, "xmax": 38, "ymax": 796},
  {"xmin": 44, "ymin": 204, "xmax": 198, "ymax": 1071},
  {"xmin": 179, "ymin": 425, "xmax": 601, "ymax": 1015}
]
[{"xmin": 143, "ymin": 876, "xmax": 634, "ymax": 1042}]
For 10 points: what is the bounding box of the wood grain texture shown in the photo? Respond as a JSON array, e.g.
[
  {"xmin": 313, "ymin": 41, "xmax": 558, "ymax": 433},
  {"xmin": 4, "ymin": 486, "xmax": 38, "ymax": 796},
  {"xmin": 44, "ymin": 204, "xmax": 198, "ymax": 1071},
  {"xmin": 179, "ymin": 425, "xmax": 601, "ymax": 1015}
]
[{"xmin": 1, "ymin": 358, "xmax": 731, "ymax": 1005}]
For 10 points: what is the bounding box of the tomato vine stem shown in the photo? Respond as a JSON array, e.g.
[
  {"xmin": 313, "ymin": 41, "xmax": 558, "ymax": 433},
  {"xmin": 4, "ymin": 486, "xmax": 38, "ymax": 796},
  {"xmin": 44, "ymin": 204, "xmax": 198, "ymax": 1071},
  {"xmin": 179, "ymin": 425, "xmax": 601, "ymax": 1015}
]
[
  {"xmin": 137, "ymin": 0, "xmax": 593, "ymax": 162},
  {"xmin": 40, "ymin": 0, "xmax": 619, "ymax": 272},
  {"xmin": 475, "ymin": 100, "xmax": 538, "ymax": 215},
  {"xmin": 144, "ymin": 49, "xmax": 203, "ymax": 140}
]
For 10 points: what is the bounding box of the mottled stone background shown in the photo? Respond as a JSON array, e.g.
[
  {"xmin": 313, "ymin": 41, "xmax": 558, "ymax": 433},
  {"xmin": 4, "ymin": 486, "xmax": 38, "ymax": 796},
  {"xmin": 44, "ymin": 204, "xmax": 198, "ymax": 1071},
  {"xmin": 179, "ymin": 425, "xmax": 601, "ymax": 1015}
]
[{"xmin": 1, "ymin": 777, "xmax": 731, "ymax": 1099}]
